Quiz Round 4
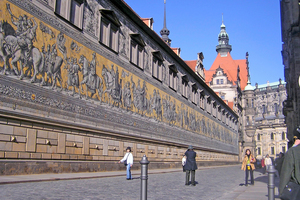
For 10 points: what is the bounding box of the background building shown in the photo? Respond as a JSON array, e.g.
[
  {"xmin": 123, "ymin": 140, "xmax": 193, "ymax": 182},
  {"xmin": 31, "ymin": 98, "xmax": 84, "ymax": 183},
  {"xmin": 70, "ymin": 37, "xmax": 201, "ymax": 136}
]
[
  {"xmin": 186, "ymin": 21, "xmax": 249, "ymax": 160},
  {"xmin": 243, "ymin": 80, "xmax": 287, "ymax": 160}
]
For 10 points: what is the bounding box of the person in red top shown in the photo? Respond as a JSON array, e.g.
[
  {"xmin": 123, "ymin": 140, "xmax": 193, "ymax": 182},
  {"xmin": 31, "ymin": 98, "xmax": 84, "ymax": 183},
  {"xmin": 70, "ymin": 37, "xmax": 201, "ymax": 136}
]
[{"xmin": 261, "ymin": 156, "xmax": 266, "ymax": 174}]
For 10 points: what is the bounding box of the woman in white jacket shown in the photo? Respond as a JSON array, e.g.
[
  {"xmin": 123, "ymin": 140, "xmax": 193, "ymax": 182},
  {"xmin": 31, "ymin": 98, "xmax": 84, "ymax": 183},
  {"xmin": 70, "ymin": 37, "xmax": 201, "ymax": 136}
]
[{"xmin": 118, "ymin": 147, "xmax": 133, "ymax": 180}]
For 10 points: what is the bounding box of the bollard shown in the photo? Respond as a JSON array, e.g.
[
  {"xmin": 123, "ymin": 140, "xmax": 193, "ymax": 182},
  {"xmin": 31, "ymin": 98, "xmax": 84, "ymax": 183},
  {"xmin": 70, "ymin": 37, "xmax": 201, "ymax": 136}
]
[
  {"xmin": 140, "ymin": 155, "xmax": 150, "ymax": 200},
  {"xmin": 267, "ymin": 165, "xmax": 276, "ymax": 200}
]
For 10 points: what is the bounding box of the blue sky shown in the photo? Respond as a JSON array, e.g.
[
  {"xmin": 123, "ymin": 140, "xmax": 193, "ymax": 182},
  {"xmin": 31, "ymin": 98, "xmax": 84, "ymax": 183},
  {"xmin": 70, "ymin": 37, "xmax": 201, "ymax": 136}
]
[{"xmin": 124, "ymin": 0, "xmax": 283, "ymax": 85}]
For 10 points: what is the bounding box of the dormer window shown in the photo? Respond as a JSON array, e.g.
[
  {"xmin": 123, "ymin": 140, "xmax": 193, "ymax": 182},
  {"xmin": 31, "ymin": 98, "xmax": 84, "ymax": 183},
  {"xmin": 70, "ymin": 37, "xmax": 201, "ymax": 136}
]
[
  {"xmin": 99, "ymin": 9, "xmax": 121, "ymax": 52},
  {"xmin": 55, "ymin": 0, "xmax": 84, "ymax": 29},
  {"xmin": 152, "ymin": 51, "xmax": 164, "ymax": 81},
  {"xmin": 182, "ymin": 75, "xmax": 189, "ymax": 98},
  {"xmin": 169, "ymin": 64, "xmax": 178, "ymax": 91},
  {"xmin": 191, "ymin": 83, "xmax": 198, "ymax": 104},
  {"xmin": 130, "ymin": 34, "xmax": 146, "ymax": 69}
]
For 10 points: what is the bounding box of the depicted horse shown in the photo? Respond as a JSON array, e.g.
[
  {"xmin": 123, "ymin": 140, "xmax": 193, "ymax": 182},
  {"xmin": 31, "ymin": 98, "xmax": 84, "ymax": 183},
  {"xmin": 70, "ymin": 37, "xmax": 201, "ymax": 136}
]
[
  {"xmin": 0, "ymin": 20, "xmax": 44, "ymax": 82},
  {"xmin": 79, "ymin": 55, "xmax": 103, "ymax": 100},
  {"xmin": 0, "ymin": 20, "xmax": 14, "ymax": 75}
]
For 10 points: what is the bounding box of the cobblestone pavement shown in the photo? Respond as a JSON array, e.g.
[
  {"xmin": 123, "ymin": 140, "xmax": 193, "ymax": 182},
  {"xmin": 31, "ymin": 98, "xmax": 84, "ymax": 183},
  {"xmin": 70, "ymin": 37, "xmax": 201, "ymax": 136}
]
[{"xmin": 0, "ymin": 165, "xmax": 279, "ymax": 200}]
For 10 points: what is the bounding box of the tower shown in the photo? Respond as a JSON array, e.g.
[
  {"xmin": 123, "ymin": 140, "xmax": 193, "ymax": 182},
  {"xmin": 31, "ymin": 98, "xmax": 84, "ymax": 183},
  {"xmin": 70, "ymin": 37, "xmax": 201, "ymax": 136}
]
[
  {"xmin": 216, "ymin": 16, "xmax": 232, "ymax": 56},
  {"xmin": 160, "ymin": 0, "xmax": 171, "ymax": 46}
]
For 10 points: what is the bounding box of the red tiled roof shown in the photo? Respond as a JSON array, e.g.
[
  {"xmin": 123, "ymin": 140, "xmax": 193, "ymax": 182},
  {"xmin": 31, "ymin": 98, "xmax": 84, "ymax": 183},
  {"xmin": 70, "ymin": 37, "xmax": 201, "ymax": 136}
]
[
  {"xmin": 205, "ymin": 52, "xmax": 248, "ymax": 90},
  {"xmin": 227, "ymin": 102, "xmax": 234, "ymax": 110},
  {"xmin": 171, "ymin": 47, "xmax": 181, "ymax": 56},
  {"xmin": 184, "ymin": 60, "xmax": 197, "ymax": 71},
  {"xmin": 141, "ymin": 18, "xmax": 153, "ymax": 28}
]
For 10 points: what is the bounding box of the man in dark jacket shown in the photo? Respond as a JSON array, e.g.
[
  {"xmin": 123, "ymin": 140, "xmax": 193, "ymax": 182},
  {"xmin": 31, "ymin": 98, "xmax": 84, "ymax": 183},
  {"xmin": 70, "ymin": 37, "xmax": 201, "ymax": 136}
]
[
  {"xmin": 183, "ymin": 145, "xmax": 197, "ymax": 186},
  {"xmin": 279, "ymin": 128, "xmax": 300, "ymax": 198}
]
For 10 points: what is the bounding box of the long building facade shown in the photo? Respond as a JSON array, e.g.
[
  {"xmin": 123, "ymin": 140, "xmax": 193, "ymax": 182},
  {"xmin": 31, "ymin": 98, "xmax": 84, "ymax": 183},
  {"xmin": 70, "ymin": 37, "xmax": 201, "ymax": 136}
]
[{"xmin": 0, "ymin": 0, "xmax": 239, "ymax": 175}]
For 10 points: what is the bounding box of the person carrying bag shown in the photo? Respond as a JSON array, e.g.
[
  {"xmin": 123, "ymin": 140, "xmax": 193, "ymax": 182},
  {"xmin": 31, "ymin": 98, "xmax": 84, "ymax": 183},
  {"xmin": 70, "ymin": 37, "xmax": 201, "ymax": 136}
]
[
  {"xmin": 279, "ymin": 129, "xmax": 300, "ymax": 200},
  {"xmin": 118, "ymin": 146, "xmax": 133, "ymax": 180}
]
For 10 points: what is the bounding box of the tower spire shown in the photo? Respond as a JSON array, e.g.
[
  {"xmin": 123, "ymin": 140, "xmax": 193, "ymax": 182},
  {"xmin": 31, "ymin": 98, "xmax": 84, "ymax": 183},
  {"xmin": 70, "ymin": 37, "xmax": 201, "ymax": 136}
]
[
  {"xmin": 160, "ymin": 0, "xmax": 171, "ymax": 46},
  {"xmin": 216, "ymin": 15, "xmax": 232, "ymax": 56}
]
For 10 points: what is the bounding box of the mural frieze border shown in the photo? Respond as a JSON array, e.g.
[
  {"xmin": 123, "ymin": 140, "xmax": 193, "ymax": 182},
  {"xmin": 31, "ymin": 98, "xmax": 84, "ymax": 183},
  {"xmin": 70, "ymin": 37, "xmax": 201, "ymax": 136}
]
[{"xmin": 0, "ymin": 75, "xmax": 237, "ymax": 154}]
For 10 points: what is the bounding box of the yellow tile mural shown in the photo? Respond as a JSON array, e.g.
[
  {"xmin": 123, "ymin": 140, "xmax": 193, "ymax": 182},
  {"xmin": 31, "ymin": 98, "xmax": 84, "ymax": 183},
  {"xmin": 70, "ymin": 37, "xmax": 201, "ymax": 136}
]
[{"xmin": 0, "ymin": 1, "xmax": 236, "ymax": 145}]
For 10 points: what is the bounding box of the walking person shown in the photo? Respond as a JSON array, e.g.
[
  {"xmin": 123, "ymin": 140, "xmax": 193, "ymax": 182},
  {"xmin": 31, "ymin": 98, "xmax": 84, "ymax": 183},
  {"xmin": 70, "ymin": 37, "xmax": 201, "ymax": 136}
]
[
  {"xmin": 275, "ymin": 152, "xmax": 284, "ymax": 177},
  {"xmin": 241, "ymin": 149, "xmax": 256, "ymax": 186},
  {"xmin": 261, "ymin": 156, "xmax": 266, "ymax": 174},
  {"xmin": 279, "ymin": 130, "xmax": 300, "ymax": 199},
  {"xmin": 118, "ymin": 147, "xmax": 133, "ymax": 180},
  {"xmin": 265, "ymin": 154, "xmax": 272, "ymax": 171},
  {"xmin": 183, "ymin": 145, "xmax": 197, "ymax": 186}
]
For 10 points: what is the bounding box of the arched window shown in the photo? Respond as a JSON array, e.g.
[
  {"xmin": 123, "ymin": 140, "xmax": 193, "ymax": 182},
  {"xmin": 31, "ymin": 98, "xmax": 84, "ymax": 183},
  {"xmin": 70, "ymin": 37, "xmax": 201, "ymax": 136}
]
[
  {"xmin": 274, "ymin": 103, "xmax": 278, "ymax": 113},
  {"xmin": 271, "ymin": 132, "xmax": 274, "ymax": 140},
  {"xmin": 262, "ymin": 105, "xmax": 266, "ymax": 114},
  {"xmin": 282, "ymin": 132, "xmax": 286, "ymax": 140}
]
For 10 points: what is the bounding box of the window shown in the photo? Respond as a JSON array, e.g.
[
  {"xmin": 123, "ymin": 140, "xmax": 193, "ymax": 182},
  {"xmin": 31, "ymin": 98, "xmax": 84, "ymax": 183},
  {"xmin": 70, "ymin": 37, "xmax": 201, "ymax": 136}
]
[
  {"xmin": 55, "ymin": 0, "xmax": 84, "ymax": 29},
  {"xmin": 220, "ymin": 95, "xmax": 225, "ymax": 100},
  {"xmin": 246, "ymin": 99, "xmax": 249, "ymax": 107},
  {"xmin": 199, "ymin": 93, "xmax": 205, "ymax": 109},
  {"xmin": 274, "ymin": 103, "xmax": 278, "ymax": 113},
  {"xmin": 152, "ymin": 51, "xmax": 164, "ymax": 81},
  {"xmin": 282, "ymin": 132, "xmax": 286, "ymax": 140},
  {"xmin": 262, "ymin": 105, "xmax": 266, "ymax": 114},
  {"xmin": 257, "ymin": 147, "xmax": 261, "ymax": 155},
  {"xmin": 257, "ymin": 134, "xmax": 260, "ymax": 141},
  {"xmin": 100, "ymin": 10, "xmax": 121, "ymax": 52},
  {"xmin": 182, "ymin": 76, "xmax": 189, "ymax": 98},
  {"xmin": 252, "ymin": 99, "xmax": 254, "ymax": 108},
  {"xmin": 220, "ymin": 79, "xmax": 224, "ymax": 84},
  {"xmin": 246, "ymin": 116, "xmax": 249, "ymax": 125},
  {"xmin": 191, "ymin": 84, "xmax": 198, "ymax": 104},
  {"xmin": 271, "ymin": 132, "xmax": 274, "ymax": 140},
  {"xmin": 271, "ymin": 147, "xmax": 275, "ymax": 155},
  {"xmin": 130, "ymin": 34, "xmax": 145, "ymax": 69},
  {"xmin": 169, "ymin": 65, "xmax": 178, "ymax": 91},
  {"xmin": 282, "ymin": 146, "xmax": 286, "ymax": 153},
  {"xmin": 216, "ymin": 79, "xmax": 220, "ymax": 84}
]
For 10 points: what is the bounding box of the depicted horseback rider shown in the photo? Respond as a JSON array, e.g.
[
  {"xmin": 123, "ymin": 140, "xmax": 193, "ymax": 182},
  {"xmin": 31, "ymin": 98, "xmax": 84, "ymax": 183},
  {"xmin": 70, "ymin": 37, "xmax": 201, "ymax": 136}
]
[{"xmin": 18, "ymin": 17, "xmax": 37, "ymax": 66}]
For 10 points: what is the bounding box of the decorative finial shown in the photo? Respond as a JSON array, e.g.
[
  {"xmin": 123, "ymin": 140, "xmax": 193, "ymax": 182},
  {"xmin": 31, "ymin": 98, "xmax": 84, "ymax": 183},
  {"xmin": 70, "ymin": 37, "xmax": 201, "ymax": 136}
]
[{"xmin": 222, "ymin": 13, "xmax": 224, "ymax": 24}]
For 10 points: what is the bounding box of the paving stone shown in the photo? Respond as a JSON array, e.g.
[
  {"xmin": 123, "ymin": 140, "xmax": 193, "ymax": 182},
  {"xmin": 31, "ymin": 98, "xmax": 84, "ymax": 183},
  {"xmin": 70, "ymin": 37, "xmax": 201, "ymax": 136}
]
[{"xmin": 0, "ymin": 165, "xmax": 281, "ymax": 199}]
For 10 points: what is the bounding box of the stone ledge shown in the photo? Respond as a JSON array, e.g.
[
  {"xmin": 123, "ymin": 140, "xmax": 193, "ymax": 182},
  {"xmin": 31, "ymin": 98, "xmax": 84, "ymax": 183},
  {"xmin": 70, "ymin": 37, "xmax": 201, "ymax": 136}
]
[{"xmin": 0, "ymin": 159, "xmax": 239, "ymax": 175}]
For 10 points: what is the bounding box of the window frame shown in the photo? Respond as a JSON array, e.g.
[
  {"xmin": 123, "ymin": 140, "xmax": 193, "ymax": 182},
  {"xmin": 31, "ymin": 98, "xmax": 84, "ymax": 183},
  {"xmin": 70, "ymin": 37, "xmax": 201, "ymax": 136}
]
[
  {"xmin": 99, "ymin": 9, "xmax": 121, "ymax": 53},
  {"xmin": 152, "ymin": 51, "xmax": 164, "ymax": 82},
  {"xmin": 130, "ymin": 34, "xmax": 146, "ymax": 69},
  {"xmin": 169, "ymin": 64, "xmax": 178, "ymax": 91},
  {"xmin": 182, "ymin": 75, "xmax": 189, "ymax": 99},
  {"xmin": 55, "ymin": 0, "xmax": 84, "ymax": 29}
]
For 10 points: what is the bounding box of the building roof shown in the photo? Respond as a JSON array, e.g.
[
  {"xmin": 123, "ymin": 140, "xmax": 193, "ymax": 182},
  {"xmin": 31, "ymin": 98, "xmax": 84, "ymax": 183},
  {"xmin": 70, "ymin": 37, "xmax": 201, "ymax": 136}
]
[
  {"xmin": 257, "ymin": 80, "xmax": 286, "ymax": 89},
  {"xmin": 205, "ymin": 52, "xmax": 248, "ymax": 90},
  {"xmin": 184, "ymin": 60, "xmax": 197, "ymax": 72}
]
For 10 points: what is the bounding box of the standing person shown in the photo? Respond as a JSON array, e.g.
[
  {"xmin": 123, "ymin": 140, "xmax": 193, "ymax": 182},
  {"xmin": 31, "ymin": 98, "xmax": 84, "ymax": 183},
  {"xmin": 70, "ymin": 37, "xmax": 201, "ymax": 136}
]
[
  {"xmin": 265, "ymin": 154, "xmax": 272, "ymax": 171},
  {"xmin": 241, "ymin": 149, "xmax": 256, "ymax": 186},
  {"xmin": 279, "ymin": 130, "xmax": 300, "ymax": 199},
  {"xmin": 261, "ymin": 156, "xmax": 266, "ymax": 174},
  {"xmin": 118, "ymin": 147, "xmax": 133, "ymax": 180},
  {"xmin": 275, "ymin": 152, "xmax": 284, "ymax": 177},
  {"xmin": 183, "ymin": 145, "xmax": 197, "ymax": 186}
]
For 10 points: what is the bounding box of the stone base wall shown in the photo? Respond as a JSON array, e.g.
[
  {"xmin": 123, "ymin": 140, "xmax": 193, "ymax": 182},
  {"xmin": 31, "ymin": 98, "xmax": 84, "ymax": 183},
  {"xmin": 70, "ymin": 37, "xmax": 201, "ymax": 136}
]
[
  {"xmin": 0, "ymin": 119, "xmax": 238, "ymax": 175},
  {"xmin": 0, "ymin": 160, "xmax": 239, "ymax": 175}
]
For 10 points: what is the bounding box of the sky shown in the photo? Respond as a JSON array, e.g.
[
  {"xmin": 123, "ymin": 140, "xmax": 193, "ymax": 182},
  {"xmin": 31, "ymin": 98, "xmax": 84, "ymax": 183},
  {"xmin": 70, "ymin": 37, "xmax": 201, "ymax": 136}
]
[{"xmin": 124, "ymin": 0, "xmax": 283, "ymax": 85}]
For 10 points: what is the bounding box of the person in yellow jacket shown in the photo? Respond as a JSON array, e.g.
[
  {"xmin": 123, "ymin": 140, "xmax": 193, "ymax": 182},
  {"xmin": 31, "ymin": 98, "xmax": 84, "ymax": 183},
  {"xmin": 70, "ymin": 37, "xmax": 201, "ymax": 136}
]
[{"xmin": 241, "ymin": 149, "xmax": 256, "ymax": 186}]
